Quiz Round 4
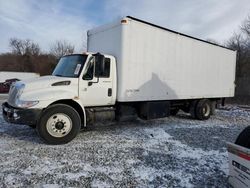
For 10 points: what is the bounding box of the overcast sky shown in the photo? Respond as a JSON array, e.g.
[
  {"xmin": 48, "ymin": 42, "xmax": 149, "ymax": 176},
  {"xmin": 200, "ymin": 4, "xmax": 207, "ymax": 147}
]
[{"xmin": 0, "ymin": 0, "xmax": 250, "ymax": 53}]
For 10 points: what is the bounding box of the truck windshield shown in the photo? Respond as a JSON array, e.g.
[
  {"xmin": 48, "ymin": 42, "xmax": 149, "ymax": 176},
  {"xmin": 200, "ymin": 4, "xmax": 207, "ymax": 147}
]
[{"xmin": 52, "ymin": 55, "xmax": 87, "ymax": 78}]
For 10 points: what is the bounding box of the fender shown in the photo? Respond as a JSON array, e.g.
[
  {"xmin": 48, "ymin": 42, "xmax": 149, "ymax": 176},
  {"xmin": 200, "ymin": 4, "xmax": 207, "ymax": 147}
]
[
  {"xmin": 19, "ymin": 86, "xmax": 87, "ymax": 126},
  {"xmin": 48, "ymin": 98, "xmax": 87, "ymax": 127},
  {"xmin": 73, "ymin": 98, "xmax": 87, "ymax": 127}
]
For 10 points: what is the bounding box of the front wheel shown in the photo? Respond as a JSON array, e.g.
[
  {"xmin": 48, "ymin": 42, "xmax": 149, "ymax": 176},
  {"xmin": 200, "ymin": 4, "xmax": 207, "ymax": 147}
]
[{"xmin": 36, "ymin": 104, "xmax": 81, "ymax": 145}]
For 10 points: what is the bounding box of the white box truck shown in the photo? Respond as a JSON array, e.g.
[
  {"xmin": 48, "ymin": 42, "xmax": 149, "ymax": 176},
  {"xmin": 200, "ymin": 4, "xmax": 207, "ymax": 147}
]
[{"xmin": 2, "ymin": 16, "xmax": 237, "ymax": 144}]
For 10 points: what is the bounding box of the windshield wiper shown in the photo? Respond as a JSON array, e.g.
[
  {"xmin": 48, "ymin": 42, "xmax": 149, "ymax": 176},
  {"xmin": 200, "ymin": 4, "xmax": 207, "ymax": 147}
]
[{"xmin": 54, "ymin": 74, "xmax": 63, "ymax": 77}]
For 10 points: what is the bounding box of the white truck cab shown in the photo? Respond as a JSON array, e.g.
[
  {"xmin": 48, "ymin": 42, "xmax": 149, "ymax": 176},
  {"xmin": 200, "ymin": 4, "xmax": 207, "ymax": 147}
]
[
  {"xmin": 3, "ymin": 53, "xmax": 117, "ymax": 144},
  {"xmin": 2, "ymin": 16, "xmax": 236, "ymax": 144}
]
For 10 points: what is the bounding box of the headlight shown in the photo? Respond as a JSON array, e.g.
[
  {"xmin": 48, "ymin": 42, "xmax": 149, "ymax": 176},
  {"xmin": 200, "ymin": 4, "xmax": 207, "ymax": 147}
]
[{"xmin": 15, "ymin": 100, "xmax": 39, "ymax": 108}]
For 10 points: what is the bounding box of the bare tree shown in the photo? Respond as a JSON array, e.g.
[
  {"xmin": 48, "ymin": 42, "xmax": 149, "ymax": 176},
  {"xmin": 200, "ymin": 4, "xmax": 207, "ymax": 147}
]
[
  {"xmin": 241, "ymin": 15, "xmax": 250, "ymax": 37},
  {"xmin": 9, "ymin": 38, "xmax": 23, "ymax": 55},
  {"xmin": 226, "ymin": 14, "xmax": 250, "ymax": 101},
  {"xmin": 50, "ymin": 40, "xmax": 75, "ymax": 59},
  {"xmin": 241, "ymin": 15, "xmax": 250, "ymax": 61},
  {"xmin": 227, "ymin": 33, "xmax": 246, "ymax": 77},
  {"xmin": 226, "ymin": 33, "xmax": 244, "ymax": 52},
  {"xmin": 9, "ymin": 38, "xmax": 40, "ymax": 56}
]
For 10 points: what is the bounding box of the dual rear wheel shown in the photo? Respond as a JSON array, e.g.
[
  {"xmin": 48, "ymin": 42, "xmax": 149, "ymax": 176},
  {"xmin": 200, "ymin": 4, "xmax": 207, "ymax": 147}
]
[
  {"xmin": 190, "ymin": 99, "xmax": 212, "ymax": 120},
  {"xmin": 170, "ymin": 99, "xmax": 213, "ymax": 120}
]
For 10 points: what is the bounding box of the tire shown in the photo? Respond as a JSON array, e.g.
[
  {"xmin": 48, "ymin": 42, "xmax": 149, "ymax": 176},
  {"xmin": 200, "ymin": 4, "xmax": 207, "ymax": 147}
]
[
  {"xmin": 36, "ymin": 104, "xmax": 81, "ymax": 145},
  {"xmin": 170, "ymin": 108, "xmax": 179, "ymax": 116},
  {"xmin": 195, "ymin": 99, "xmax": 212, "ymax": 120},
  {"xmin": 211, "ymin": 101, "xmax": 216, "ymax": 115},
  {"xmin": 235, "ymin": 126, "xmax": 250, "ymax": 149},
  {"xmin": 189, "ymin": 100, "xmax": 198, "ymax": 118}
]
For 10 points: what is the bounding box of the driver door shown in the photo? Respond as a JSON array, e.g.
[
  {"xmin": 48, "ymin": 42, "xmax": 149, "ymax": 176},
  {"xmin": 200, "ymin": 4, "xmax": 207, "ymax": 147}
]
[{"xmin": 79, "ymin": 56, "xmax": 113, "ymax": 106}]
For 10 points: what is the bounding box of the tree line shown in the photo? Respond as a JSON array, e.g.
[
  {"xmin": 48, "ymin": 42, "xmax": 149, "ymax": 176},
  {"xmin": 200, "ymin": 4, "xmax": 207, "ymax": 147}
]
[
  {"xmin": 0, "ymin": 39, "xmax": 75, "ymax": 75},
  {"xmin": 226, "ymin": 15, "xmax": 250, "ymax": 102}
]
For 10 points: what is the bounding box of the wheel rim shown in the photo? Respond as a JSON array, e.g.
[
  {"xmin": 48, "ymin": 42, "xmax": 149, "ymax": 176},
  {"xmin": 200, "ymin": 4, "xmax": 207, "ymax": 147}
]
[
  {"xmin": 202, "ymin": 103, "xmax": 210, "ymax": 117},
  {"xmin": 46, "ymin": 113, "xmax": 72, "ymax": 138}
]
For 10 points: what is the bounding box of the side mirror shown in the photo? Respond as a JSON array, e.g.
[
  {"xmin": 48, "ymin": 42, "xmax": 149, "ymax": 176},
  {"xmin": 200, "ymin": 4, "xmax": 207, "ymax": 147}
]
[{"xmin": 94, "ymin": 53, "xmax": 105, "ymax": 77}]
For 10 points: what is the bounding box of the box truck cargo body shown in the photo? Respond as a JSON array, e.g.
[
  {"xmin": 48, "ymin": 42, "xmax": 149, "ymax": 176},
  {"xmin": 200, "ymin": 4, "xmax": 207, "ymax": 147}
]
[
  {"xmin": 88, "ymin": 17, "xmax": 236, "ymax": 102},
  {"xmin": 2, "ymin": 17, "xmax": 237, "ymax": 144}
]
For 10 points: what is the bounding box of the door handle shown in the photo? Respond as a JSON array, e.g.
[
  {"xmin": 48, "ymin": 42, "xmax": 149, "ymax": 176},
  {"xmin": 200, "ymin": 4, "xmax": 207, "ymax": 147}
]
[{"xmin": 108, "ymin": 88, "xmax": 112, "ymax": 97}]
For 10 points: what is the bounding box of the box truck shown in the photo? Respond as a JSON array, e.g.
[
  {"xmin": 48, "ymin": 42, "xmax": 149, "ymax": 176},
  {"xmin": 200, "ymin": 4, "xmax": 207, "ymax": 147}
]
[{"xmin": 2, "ymin": 16, "xmax": 237, "ymax": 144}]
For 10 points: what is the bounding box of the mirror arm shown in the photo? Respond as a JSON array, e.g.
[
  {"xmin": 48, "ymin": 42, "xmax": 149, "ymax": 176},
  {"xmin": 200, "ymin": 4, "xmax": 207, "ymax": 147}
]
[{"xmin": 88, "ymin": 76, "xmax": 99, "ymax": 86}]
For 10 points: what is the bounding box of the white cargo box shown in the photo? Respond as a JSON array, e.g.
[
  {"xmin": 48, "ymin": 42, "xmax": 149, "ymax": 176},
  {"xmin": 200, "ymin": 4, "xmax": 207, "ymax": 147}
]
[
  {"xmin": 88, "ymin": 16, "xmax": 237, "ymax": 102},
  {"xmin": 228, "ymin": 143, "xmax": 250, "ymax": 188}
]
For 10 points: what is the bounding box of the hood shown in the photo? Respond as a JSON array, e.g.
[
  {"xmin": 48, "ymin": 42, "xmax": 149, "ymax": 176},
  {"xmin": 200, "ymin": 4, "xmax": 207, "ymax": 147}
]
[
  {"xmin": 20, "ymin": 75, "xmax": 76, "ymax": 92},
  {"xmin": 13, "ymin": 75, "xmax": 79, "ymax": 102}
]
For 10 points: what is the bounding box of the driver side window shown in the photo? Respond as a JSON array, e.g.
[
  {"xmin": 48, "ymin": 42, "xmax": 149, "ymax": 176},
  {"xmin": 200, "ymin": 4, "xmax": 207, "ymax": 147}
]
[{"xmin": 83, "ymin": 58, "xmax": 94, "ymax": 80}]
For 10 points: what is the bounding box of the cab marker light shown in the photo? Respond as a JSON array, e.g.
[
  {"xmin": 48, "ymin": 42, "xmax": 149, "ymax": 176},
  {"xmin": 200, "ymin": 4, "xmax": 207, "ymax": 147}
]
[{"xmin": 121, "ymin": 19, "xmax": 128, "ymax": 24}]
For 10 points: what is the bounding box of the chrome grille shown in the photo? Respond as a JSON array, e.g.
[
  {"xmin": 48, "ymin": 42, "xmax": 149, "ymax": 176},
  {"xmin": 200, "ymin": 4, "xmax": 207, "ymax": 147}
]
[{"xmin": 7, "ymin": 82, "xmax": 24, "ymax": 107}]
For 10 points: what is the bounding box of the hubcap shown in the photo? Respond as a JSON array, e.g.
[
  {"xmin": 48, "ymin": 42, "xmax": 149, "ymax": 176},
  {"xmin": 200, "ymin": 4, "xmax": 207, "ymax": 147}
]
[
  {"xmin": 46, "ymin": 113, "xmax": 72, "ymax": 138},
  {"xmin": 202, "ymin": 103, "xmax": 210, "ymax": 117},
  {"xmin": 55, "ymin": 122, "xmax": 64, "ymax": 130}
]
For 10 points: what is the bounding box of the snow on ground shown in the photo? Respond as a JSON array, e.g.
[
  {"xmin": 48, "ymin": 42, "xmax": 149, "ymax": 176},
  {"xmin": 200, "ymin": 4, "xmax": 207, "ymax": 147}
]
[{"xmin": 0, "ymin": 99, "xmax": 249, "ymax": 187}]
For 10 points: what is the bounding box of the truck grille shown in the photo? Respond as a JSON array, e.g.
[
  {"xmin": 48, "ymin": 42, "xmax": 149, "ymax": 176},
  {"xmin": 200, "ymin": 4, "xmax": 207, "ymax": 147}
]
[{"xmin": 8, "ymin": 85, "xmax": 18, "ymax": 106}]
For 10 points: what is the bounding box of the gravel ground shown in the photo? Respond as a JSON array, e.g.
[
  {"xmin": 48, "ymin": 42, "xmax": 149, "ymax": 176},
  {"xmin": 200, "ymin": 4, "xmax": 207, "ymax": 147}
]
[{"xmin": 0, "ymin": 99, "xmax": 249, "ymax": 188}]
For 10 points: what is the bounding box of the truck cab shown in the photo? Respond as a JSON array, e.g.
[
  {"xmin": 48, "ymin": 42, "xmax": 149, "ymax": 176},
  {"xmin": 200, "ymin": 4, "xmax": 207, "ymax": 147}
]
[{"xmin": 2, "ymin": 52, "xmax": 117, "ymax": 144}]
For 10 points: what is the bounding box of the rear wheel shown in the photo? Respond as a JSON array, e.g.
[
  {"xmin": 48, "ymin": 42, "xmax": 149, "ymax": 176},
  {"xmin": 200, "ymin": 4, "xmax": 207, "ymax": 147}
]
[
  {"xmin": 36, "ymin": 104, "xmax": 81, "ymax": 145},
  {"xmin": 195, "ymin": 99, "xmax": 212, "ymax": 120},
  {"xmin": 189, "ymin": 100, "xmax": 198, "ymax": 119}
]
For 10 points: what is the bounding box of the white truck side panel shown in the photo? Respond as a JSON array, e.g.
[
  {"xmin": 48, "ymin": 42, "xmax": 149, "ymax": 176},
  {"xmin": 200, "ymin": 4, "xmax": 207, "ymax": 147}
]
[{"xmin": 88, "ymin": 18, "xmax": 236, "ymax": 102}]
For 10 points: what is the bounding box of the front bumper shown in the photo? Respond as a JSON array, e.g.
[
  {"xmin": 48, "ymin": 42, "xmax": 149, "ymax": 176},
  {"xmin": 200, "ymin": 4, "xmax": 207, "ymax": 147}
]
[{"xmin": 2, "ymin": 102, "xmax": 42, "ymax": 125}]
